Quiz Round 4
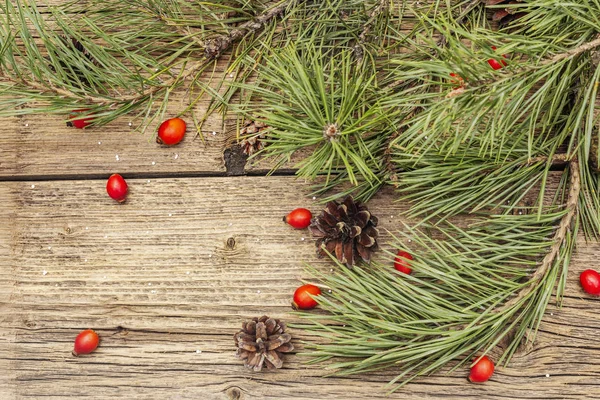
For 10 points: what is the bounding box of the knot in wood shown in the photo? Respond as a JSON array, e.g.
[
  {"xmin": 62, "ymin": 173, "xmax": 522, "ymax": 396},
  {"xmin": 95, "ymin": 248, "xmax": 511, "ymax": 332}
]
[
  {"xmin": 226, "ymin": 237, "xmax": 236, "ymax": 250},
  {"xmin": 226, "ymin": 387, "xmax": 243, "ymax": 400}
]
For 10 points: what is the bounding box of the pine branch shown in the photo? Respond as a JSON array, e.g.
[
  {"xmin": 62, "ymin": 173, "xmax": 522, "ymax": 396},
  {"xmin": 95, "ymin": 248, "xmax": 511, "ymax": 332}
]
[
  {"xmin": 500, "ymin": 160, "xmax": 580, "ymax": 311},
  {"xmin": 204, "ymin": 0, "xmax": 294, "ymax": 59}
]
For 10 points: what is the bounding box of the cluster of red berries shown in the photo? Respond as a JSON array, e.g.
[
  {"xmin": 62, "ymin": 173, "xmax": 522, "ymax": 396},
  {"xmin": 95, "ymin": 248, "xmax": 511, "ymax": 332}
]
[{"xmin": 104, "ymin": 118, "xmax": 187, "ymax": 203}]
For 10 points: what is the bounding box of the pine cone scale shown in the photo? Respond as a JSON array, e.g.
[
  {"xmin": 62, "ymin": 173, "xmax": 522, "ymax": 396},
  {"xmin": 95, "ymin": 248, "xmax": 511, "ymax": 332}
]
[
  {"xmin": 240, "ymin": 119, "xmax": 270, "ymax": 156},
  {"xmin": 310, "ymin": 196, "xmax": 379, "ymax": 267}
]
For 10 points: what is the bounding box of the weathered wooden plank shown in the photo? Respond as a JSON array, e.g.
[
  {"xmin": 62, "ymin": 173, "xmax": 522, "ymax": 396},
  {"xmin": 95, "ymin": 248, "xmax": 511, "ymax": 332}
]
[
  {"xmin": 0, "ymin": 99, "xmax": 233, "ymax": 179},
  {"xmin": 1, "ymin": 176, "xmax": 600, "ymax": 399},
  {"xmin": 0, "ymin": 185, "xmax": 17, "ymax": 399}
]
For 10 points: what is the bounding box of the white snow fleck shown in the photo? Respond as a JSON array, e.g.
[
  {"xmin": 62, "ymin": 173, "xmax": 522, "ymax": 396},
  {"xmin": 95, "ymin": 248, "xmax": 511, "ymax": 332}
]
[
  {"xmin": 148, "ymin": 283, "xmax": 152, "ymax": 286},
  {"xmin": 104, "ymin": 235, "xmax": 108, "ymax": 239},
  {"xmin": 212, "ymin": 131, "xmax": 217, "ymax": 136},
  {"xmin": 98, "ymin": 141, "xmax": 102, "ymax": 145},
  {"xmin": 174, "ymin": 153, "xmax": 179, "ymax": 160},
  {"xmin": 25, "ymin": 123, "xmax": 29, "ymax": 127},
  {"xmin": 545, "ymin": 374, "xmax": 550, "ymax": 378},
  {"xmin": 42, "ymin": 270, "xmax": 48, "ymax": 275},
  {"xmin": 196, "ymin": 350, "xmax": 202, "ymax": 354},
  {"xmin": 301, "ymin": 237, "xmax": 305, "ymax": 241},
  {"xmin": 147, "ymin": 180, "xmax": 151, "ymax": 183},
  {"xmin": 168, "ymin": 213, "xmax": 172, "ymax": 217},
  {"xmin": 151, "ymin": 290, "xmax": 157, "ymax": 293},
  {"xmin": 31, "ymin": 184, "xmax": 35, "ymax": 189},
  {"xmin": 228, "ymin": 223, "xmax": 233, "ymax": 226},
  {"xmin": 186, "ymin": 271, "xmax": 190, "ymax": 275},
  {"xmin": 84, "ymin": 259, "xmax": 87, "ymax": 262},
  {"xmin": 85, "ymin": 227, "xmax": 89, "ymax": 230},
  {"xmin": 48, "ymin": 246, "xmax": 52, "ymax": 250},
  {"xmin": 328, "ymin": 290, "xmax": 332, "ymax": 293},
  {"xmin": 257, "ymin": 290, "xmax": 261, "ymax": 294},
  {"xmin": 128, "ymin": 122, "xmax": 132, "ymax": 126},
  {"xmin": 151, "ymin": 161, "xmax": 156, "ymax": 165},
  {"xmin": 229, "ymin": 74, "xmax": 234, "ymax": 78},
  {"xmin": 115, "ymin": 155, "xmax": 120, "ymax": 161},
  {"xmin": 312, "ymin": 196, "xmax": 317, "ymax": 200}
]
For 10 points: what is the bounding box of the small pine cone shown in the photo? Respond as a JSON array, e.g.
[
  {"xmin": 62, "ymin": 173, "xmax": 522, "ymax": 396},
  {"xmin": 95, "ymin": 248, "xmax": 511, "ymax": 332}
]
[
  {"xmin": 234, "ymin": 316, "xmax": 293, "ymax": 372},
  {"xmin": 310, "ymin": 195, "xmax": 379, "ymax": 268},
  {"xmin": 239, "ymin": 119, "xmax": 269, "ymax": 156},
  {"xmin": 486, "ymin": 0, "xmax": 526, "ymax": 24}
]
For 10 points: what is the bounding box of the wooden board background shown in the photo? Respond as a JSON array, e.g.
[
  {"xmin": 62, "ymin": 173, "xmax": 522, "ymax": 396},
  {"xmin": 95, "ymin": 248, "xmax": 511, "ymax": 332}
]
[{"xmin": 2, "ymin": 2, "xmax": 600, "ymax": 400}]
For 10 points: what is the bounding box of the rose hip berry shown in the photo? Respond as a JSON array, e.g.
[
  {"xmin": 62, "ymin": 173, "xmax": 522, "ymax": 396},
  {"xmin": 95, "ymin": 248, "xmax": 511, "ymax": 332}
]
[
  {"xmin": 580, "ymin": 269, "xmax": 600, "ymax": 295},
  {"xmin": 157, "ymin": 117, "xmax": 186, "ymax": 146},
  {"xmin": 394, "ymin": 250, "xmax": 414, "ymax": 274},
  {"xmin": 67, "ymin": 109, "xmax": 93, "ymax": 129},
  {"xmin": 284, "ymin": 208, "xmax": 312, "ymax": 229},
  {"xmin": 468, "ymin": 355, "xmax": 495, "ymax": 383},
  {"xmin": 73, "ymin": 329, "xmax": 100, "ymax": 356},
  {"xmin": 106, "ymin": 174, "xmax": 128, "ymax": 202},
  {"xmin": 487, "ymin": 46, "xmax": 508, "ymax": 70},
  {"xmin": 292, "ymin": 284, "xmax": 321, "ymax": 310}
]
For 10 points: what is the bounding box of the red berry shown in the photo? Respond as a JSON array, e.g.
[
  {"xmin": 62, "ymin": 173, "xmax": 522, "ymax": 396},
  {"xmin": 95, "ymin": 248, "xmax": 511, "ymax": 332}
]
[
  {"xmin": 284, "ymin": 208, "xmax": 312, "ymax": 229},
  {"xmin": 292, "ymin": 284, "xmax": 321, "ymax": 310},
  {"xmin": 157, "ymin": 117, "xmax": 186, "ymax": 145},
  {"xmin": 106, "ymin": 174, "xmax": 128, "ymax": 202},
  {"xmin": 394, "ymin": 250, "xmax": 414, "ymax": 274},
  {"xmin": 73, "ymin": 329, "xmax": 100, "ymax": 356},
  {"xmin": 487, "ymin": 46, "xmax": 508, "ymax": 70},
  {"xmin": 67, "ymin": 109, "xmax": 93, "ymax": 129},
  {"xmin": 468, "ymin": 355, "xmax": 495, "ymax": 383},
  {"xmin": 580, "ymin": 269, "xmax": 600, "ymax": 295}
]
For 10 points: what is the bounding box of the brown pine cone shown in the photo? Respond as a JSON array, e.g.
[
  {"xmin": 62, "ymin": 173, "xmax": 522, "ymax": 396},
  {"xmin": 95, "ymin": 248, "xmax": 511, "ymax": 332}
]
[
  {"xmin": 239, "ymin": 119, "xmax": 269, "ymax": 156},
  {"xmin": 310, "ymin": 196, "xmax": 379, "ymax": 267},
  {"xmin": 486, "ymin": 0, "xmax": 526, "ymax": 24},
  {"xmin": 234, "ymin": 316, "xmax": 293, "ymax": 372}
]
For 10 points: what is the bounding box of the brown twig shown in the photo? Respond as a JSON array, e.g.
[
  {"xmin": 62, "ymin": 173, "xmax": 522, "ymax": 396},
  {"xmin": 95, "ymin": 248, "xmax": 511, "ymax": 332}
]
[
  {"xmin": 543, "ymin": 34, "xmax": 600, "ymax": 66},
  {"xmin": 354, "ymin": 0, "xmax": 390, "ymax": 62},
  {"xmin": 204, "ymin": 1, "xmax": 292, "ymax": 59},
  {"xmin": 526, "ymin": 152, "xmax": 571, "ymax": 166}
]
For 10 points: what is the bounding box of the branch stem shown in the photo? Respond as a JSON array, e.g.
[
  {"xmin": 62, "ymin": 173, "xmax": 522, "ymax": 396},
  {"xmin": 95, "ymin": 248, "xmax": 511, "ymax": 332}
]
[
  {"xmin": 544, "ymin": 34, "xmax": 600, "ymax": 66},
  {"xmin": 354, "ymin": 0, "xmax": 389, "ymax": 62},
  {"xmin": 204, "ymin": 0, "xmax": 292, "ymax": 59},
  {"xmin": 500, "ymin": 159, "xmax": 580, "ymax": 312}
]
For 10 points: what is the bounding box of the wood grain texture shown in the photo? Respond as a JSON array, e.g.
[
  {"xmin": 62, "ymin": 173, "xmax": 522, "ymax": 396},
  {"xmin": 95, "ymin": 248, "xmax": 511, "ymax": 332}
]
[{"xmin": 0, "ymin": 177, "xmax": 600, "ymax": 399}]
